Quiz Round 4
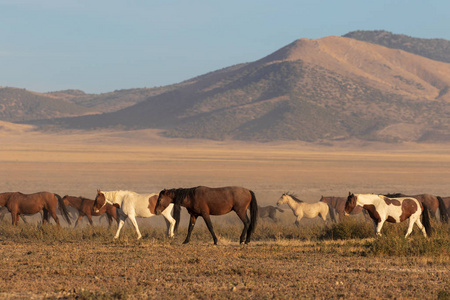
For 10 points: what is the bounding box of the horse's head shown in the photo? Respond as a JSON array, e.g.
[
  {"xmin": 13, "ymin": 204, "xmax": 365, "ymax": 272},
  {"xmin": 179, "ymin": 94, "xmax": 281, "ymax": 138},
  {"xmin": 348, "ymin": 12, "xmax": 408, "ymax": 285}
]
[
  {"xmin": 93, "ymin": 190, "xmax": 106, "ymax": 213},
  {"xmin": 277, "ymin": 193, "xmax": 289, "ymax": 206},
  {"xmin": 155, "ymin": 189, "xmax": 173, "ymax": 215},
  {"xmin": 344, "ymin": 192, "xmax": 357, "ymax": 215}
]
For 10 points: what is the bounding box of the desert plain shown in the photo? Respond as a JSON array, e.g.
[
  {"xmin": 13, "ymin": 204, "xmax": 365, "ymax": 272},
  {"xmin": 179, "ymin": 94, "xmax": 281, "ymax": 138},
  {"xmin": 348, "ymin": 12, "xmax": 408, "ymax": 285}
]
[{"xmin": 0, "ymin": 124, "xmax": 449, "ymax": 299}]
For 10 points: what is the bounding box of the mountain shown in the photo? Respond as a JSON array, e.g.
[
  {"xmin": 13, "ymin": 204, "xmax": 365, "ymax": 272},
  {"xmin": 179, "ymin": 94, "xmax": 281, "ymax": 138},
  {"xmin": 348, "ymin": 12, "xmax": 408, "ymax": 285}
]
[
  {"xmin": 0, "ymin": 85, "xmax": 182, "ymax": 122},
  {"xmin": 344, "ymin": 30, "xmax": 450, "ymax": 63},
  {"xmin": 38, "ymin": 34, "xmax": 449, "ymax": 143}
]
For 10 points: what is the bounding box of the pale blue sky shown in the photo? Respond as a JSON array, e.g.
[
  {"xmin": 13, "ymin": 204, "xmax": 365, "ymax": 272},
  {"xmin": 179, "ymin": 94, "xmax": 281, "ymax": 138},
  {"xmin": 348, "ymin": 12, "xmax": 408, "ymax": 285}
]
[{"xmin": 1, "ymin": 0, "xmax": 449, "ymax": 94}]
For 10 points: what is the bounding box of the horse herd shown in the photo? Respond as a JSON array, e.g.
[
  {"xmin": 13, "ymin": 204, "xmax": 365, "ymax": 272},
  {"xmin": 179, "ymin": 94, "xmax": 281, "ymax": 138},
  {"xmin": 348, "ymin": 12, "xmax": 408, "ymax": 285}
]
[{"xmin": 1, "ymin": 187, "xmax": 449, "ymax": 244}]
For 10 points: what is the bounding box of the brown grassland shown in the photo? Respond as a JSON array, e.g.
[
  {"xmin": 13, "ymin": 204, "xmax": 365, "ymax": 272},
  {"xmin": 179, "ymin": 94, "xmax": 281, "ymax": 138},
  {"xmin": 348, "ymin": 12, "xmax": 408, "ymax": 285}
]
[{"xmin": 0, "ymin": 127, "xmax": 449, "ymax": 299}]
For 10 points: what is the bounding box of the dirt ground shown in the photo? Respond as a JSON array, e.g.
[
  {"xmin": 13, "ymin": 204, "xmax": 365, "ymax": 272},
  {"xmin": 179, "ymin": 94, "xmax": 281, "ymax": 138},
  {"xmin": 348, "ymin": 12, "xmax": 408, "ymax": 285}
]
[
  {"xmin": 0, "ymin": 237, "xmax": 448, "ymax": 299},
  {"xmin": 0, "ymin": 127, "xmax": 449, "ymax": 298}
]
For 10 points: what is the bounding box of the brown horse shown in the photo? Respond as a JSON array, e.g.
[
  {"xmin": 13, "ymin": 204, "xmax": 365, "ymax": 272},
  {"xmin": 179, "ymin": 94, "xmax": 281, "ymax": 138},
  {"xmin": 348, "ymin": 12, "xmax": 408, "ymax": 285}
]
[
  {"xmin": 155, "ymin": 186, "xmax": 258, "ymax": 245},
  {"xmin": 320, "ymin": 196, "xmax": 369, "ymax": 223},
  {"xmin": 0, "ymin": 191, "xmax": 71, "ymax": 226},
  {"xmin": 62, "ymin": 195, "xmax": 119, "ymax": 228},
  {"xmin": 385, "ymin": 193, "xmax": 448, "ymax": 223},
  {"xmin": 258, "ymin": 205, "xmax": 284, "ymax": 222},
  {"xmin": 442, "ymin": 197, "xmax": 450, "ymax": 216}
]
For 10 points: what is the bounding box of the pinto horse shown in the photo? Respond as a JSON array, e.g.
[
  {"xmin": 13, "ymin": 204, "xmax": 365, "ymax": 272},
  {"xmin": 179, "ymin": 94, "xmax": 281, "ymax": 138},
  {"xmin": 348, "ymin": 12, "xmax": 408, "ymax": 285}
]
[
  {"xmin": 345, "ymin": 193, "xmax": 431, "ymax": 238},
  {"xmin": 385, "ymin": 193, "xmax": 448, "ymax": 223},
  {"xmin": 155, "ymin": 186, "xmax": 258, "ymax": 245},
  {"xmin": 0, "ymin": 191, "xmax": 71, "ymax": 226},
  {"xmin": 62, "ymin": 195, "xmax": 119, "ymax": 228},
  {"xmin": 94, "ymin": 190, "xmax": 180, "ymax": 240},
  {"xmin": 277, "ymin": 193, "xmax": 329, "ymax": 226}
]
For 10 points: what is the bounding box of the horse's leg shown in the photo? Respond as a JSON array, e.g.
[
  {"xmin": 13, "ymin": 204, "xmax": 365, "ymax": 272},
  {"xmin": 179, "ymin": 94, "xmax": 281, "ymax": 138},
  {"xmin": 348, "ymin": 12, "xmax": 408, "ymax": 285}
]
[
  {"xmin": 183, "ymin": 214, "xmax": 197, "ymax": 244},
  {"xmin": 294, "ymin": 212, "xmax": 303, "ymax": 227},
  {"xmin": 42, "ymin": 209, "xmax": 49, "ymax": 225},
  {"xmin": 404, "ymin": 217, "xmax": 417, "ymax": 238},
  {"xmin": 87, "ymin": 215, "xmax": 94, "ymax": 227},
  {"xmin": 11, "ymin": 212, "xmax": 19, "ymax": 226},
  {"xmin": 128, "ymin": 214, "xmax": 142, "ymax": 240},
  {"xmin": 49, "ymin": 209, "xmax": 61, "ymax": 226},
  {"xmin": 114, "ymin": 214, "xmax": 128, "ymax": 239},
  {"xmin": 375, "ymin": 219, "xmax": 385, "ymax": 236},
  {"xmin": 161, "ymin": 209, "xmax": 176, "ymax": 238},
  {"xmin": 74, "ymin": 215, "xmax": 84, "ymax": 228},
  {"xmin": 237, "ymin": 212, "xmax": 250, "ymax": 245},
  {"xmin": 202, "ymin": 214, "xmax": 218, "ymax": 245},
  {"xmin": 414, "ymin": 218, "xmax": 428, "ymax": 238},
  {"xmin": 107, "ymin": 215, "xmax": 113, "ymax": 228}
]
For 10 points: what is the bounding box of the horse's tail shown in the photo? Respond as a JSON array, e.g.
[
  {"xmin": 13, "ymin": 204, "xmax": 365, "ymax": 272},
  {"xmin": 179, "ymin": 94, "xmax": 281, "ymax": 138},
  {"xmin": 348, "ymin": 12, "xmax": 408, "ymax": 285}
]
[
  {"xmin": 172, "ymin": 204, "xmax": 181, "ymax": 233},
  {"xmin": 421, "ymin": 203, "xmax": 432, "ymax": 237},
  {"xmin": 327, "ymin": 203, "xmax": 337, "ymax": 223},
  {"xmin": 275, "ymin": 207, "xmax": 284, "ymax": 213},
  {"xmin": 55, "ymin": 193, "xmax": 72, "ymax": 225},
  {"xmin": 437, "ymin": 196, "xmax": 449, "ymax": 224},
  {"xmin": 247, "ymin": 190, "xmax": 258, "ymax": 242}
]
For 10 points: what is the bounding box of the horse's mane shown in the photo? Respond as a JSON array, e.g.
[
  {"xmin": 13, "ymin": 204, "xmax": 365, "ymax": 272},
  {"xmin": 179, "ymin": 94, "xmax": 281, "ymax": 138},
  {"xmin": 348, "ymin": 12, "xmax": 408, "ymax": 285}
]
[
  {"xmin": 166, "ymin": 187, "xmax": 198, "ymax": 205},
  {"xmin": 384, "ymin": 193, "xmax": 405, "ymax": 198},
  {"xmin": 286, "ymin": 193, "xmax": 304, "ymax": 203}
]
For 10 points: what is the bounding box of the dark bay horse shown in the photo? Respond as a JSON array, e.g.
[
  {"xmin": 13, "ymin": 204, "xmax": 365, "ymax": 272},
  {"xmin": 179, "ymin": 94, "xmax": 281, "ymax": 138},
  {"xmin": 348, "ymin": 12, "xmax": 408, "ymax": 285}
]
[
  {"xmin": 155, "ymin": 186, "xmax": 258, "ymax": 245},
  {"xmin": 0, "ymin": 191, "xmax": 71, "ymax": 226},
  {"xmin": 320, "ymin": 196, "xmax": 368, "ymax": 223},
  {"xmin": 258, "ymin": 205, "xmax": 284, "ymax": 222},
  {"xmin": 62, "ymin": 195, "xmax": 119, "ymax": 228},
  {"xmin": 385, "ymin": 193, "xmax": 448, "ymax": 223},
  {"xmin": 345, "ymin": 193, "xmax": 431, "ymax": 238}
]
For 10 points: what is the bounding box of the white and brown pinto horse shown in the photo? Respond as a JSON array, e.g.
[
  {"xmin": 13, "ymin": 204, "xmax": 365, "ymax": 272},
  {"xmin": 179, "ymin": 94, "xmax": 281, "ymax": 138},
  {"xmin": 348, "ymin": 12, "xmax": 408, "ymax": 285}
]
[
  {"xmin": 345, "ymin": 193, "xmax": 431, "ymax": 238},
  {"xmin": 277, "ymin": 193, "xmax": 330, "ymax": 226},
  {"xmin": 94, "ymin": 190, "xmax": 180, "ymax": 240}
]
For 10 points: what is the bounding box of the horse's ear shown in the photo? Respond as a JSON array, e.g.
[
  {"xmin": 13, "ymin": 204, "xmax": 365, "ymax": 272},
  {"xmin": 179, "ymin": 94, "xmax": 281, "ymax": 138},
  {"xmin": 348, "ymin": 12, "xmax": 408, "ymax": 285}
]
[{"xmin": 348, "ymin": 192, "xmax": 352, "ymax": 196}]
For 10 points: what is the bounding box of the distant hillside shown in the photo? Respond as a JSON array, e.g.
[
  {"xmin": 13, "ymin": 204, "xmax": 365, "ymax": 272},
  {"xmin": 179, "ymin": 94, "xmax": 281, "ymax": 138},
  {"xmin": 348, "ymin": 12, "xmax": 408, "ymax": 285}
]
[
  {"xmin": 37, "ymin": 35, "xmax": 450, "ymax": 143},
  {"xmin": 0, "ymin": 84, "xmax": 187, "ymax": 122},
  {"xmin": 344, "ymin": 30, "xmax": 450, "ymax": 63},
  {"xmin": 0, "ymin": 87, "xmax": 90, "ymax": 122}
]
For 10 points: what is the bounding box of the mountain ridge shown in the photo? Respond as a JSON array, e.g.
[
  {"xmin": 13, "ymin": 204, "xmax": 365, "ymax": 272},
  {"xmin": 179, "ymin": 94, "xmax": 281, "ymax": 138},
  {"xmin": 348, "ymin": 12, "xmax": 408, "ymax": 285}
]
[{"xmin": 3, "ymin": 31, "xmax": 450, "ymax": 143}]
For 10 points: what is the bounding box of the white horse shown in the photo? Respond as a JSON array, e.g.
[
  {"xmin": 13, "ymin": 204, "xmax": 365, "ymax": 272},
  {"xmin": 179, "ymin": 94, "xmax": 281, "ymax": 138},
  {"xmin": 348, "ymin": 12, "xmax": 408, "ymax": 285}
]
[
  {"xmin": 277, "ymin": 193, "xmax": 329, "ymax": 226},
  {"xmin": 94, "ymin": 190, "xmax": 178, "ymax": 240},
  {"xmin": 345, "ymin": 193, "xmax": 431, "ymax": 238}
]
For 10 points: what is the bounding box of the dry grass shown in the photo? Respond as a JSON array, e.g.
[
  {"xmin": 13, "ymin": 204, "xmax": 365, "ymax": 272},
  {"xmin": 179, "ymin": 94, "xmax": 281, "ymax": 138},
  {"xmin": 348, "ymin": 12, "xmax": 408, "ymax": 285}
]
[{"xmin": 0, "ymin": 128, "xmax": 449, "ymax": 298}]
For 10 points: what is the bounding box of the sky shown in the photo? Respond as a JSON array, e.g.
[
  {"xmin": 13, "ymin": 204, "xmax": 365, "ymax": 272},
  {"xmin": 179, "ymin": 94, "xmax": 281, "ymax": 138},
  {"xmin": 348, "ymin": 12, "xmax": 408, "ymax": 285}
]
[{"xmin": 1, "ymin": 0, "xmax": 449, "ymax": 94}]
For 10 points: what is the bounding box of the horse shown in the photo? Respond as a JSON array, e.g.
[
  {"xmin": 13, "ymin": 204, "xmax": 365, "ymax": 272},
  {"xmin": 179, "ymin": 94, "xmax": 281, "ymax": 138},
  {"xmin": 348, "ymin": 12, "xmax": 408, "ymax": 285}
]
[
  {"xmin": 0, "ymin": 191, "xmax": 71, "ymax": 226},
  {"xmin": 277, "ymin": 193, "xmax": 330, "ymax": 226},
  {"xmin": 94, "ymin": 190, "xmax": 180, "ymax": 240},
  {"xmin": 345, "ymin": 193, "xmax": 431, "ymax": 238},
  {"xmin": 62, "ymin": 195, "xmax": 119, "ymax": 228},
  {"xmin": 442, "ymin": 197, "xmax": 450, "ymax": 216},
  {"xmin": 0, "ymin": 206, "xmax": 43, "ymax": 224},
  {"xmin": 385, "ymin": 193, "xmax": 448, "ymax": 223},
  {"xmin": 155, "ymin": 186, "xmax": 258, "ymax": 245},
  {"xmin": 258, "ymin": 205, "xmax": 284, "ymax": 222},
  {"xmin": 320, "ymin": 196, "xmax": 369, "ymax": 223}
]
